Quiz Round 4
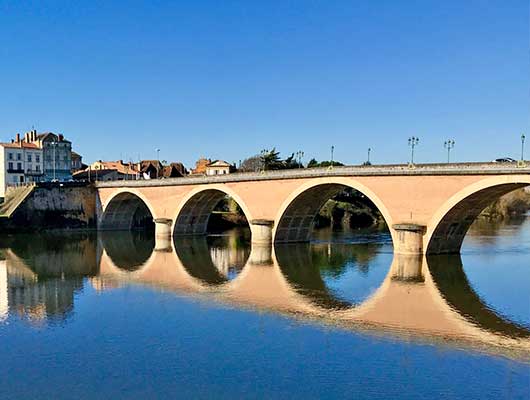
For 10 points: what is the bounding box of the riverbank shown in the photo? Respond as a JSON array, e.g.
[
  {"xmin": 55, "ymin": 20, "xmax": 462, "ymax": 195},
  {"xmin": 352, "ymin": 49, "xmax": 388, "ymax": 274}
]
[{"xmin": 478, "ymin": 188, "xmax": 530, "ymax": 220}]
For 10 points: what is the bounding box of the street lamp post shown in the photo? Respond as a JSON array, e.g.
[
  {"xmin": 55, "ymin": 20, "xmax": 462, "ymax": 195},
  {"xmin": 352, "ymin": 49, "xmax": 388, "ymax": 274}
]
[
  {"xmin": 52, "ymin": 141, "xmax": 57, "ymax": 181},
  {"xmin": 521, "ymin": 134, "xmax": 526, "ymax": 162},
  {"xmin": 330, "ymin": 145, "xmax": 334, "ymax": 166},
  {"xmin": 444, "ymin": 139, "xmax": 455, "ymax": 163},
  {"xmin": 408, "ymin": 137, "xmax": 420, "ymax": 165},
  {"xmin": 367, "ymin": 147, "xmax": 371, "ymax": 164},
  {"xmin": 156, "ymin": 149, "xmax": 160, "ymax": 179}
]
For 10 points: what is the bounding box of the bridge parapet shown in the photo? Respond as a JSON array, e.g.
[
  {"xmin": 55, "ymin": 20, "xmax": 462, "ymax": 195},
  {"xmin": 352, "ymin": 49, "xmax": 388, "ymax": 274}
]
[{"xmin": 96, "ymin": 162, "xmax": 530, "ymax": 188}]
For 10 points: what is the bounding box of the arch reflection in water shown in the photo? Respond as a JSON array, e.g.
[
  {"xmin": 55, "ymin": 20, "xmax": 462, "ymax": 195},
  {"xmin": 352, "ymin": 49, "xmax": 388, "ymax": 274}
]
[
  {"xmin": 173, "ymin": 229, "xmax": 251, "ymax": 285},
  {"xmin": 0, "ymin": 233, "xmax": 99, "ymax": 325},
  {"xmin": 274, "ymin": 241, "xmax": 389, "ymax": 309},
  {"xmin": 99, "ymin": 231, "xmax": 155, "ymax": 271},
  {"xmin": 427, "ymin": 254, "xmax": 530, "ymax": 339},
  {"xmin": 95, "ymin": 231, "xmax": 530, "ymax": 355}
]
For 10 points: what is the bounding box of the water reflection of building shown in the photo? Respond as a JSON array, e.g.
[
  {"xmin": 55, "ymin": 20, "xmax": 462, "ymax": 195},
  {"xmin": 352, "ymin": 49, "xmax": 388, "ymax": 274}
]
[
  {"xmin": 4, "ymin": 250, "xmax": 81, "ymax": 324},
  {"xmin": 7, "ymin": 272, "xmax": 82, "ymax": 324},
  {"xmin": 209, "ymin": 234, "xmax": 249, "ymax": 278},
  {"xmin": 0, "ymin": 261, "xmax": 8, "ymax": 321},
  {"xmin": 0, "ymin": 235, "xmax": 99, "ymax": 325}
]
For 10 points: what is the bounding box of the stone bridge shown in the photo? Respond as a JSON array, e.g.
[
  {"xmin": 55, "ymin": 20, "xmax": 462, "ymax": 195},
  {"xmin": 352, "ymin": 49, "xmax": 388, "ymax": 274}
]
[{"xmin": 95, "ymin": 163, "xmax": 530, "ymax": 255}]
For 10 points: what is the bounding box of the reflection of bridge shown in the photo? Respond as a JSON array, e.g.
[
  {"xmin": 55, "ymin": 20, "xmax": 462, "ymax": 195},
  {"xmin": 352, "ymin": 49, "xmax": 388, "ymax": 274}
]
[
  {"xmin": 95, "ymin": 237, "xmax": 530, "ymax": 356},
  {"xmin": 96, "ymin": 164, "xmax": 530, "ymax": 255},
  {"xmin": 1, "ymin": 231, "xmax": 528, "ymax": 356}
]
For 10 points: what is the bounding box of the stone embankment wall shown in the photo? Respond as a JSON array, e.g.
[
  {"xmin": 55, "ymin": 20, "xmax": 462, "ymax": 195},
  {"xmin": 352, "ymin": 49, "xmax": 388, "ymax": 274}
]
[{"xmin": 1, "ymin": 183, "xmax": 97, "ymax": 231}]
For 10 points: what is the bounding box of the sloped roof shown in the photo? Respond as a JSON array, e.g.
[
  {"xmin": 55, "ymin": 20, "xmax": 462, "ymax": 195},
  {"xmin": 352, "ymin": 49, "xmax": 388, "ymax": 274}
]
[
  {"xmin": 207, "ymin": 160, "xmax": 231, "ymax": 167},
  {"xmin": 37, "ymin": 132, "xmax": 71, "ymax": 143},
  {"xmin": 0, "ymin": 142, "xmax": 41, "ymax": 149},
  {"xmin": 91, "ymin": 161, "xmax": 139, "ymax": 175}
]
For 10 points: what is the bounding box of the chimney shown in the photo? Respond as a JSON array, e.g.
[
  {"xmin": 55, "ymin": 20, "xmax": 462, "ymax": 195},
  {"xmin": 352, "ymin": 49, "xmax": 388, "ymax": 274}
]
[
  {"xmin": 24, "ymin": 132, "xmax": 29, "ymax": 142},
  {"xmin": 16, "ymin": 133, "xmax": 20, "ymax": 142},
  {"xmin": 58, "ymin": 134, "xmax": 64, "ymax": 141}
]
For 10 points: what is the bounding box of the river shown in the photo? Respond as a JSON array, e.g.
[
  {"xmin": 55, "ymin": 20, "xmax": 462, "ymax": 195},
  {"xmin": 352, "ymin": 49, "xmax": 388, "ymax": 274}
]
[{"xmin": 0, "ymin": 217, "xmax": 528, "ymax": 399}]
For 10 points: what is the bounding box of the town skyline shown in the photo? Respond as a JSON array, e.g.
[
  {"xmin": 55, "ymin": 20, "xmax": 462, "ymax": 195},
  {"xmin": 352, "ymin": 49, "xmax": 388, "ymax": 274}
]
[{"xmin": 1, "ymin": 1, "xmax": 527, "ymax": 167}]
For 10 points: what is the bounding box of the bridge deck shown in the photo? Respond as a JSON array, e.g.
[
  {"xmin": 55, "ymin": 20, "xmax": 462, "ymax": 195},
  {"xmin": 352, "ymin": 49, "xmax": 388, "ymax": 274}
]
[{"xmin": 96, "ymin": 162, "xmax": 529, "ymax": 188}]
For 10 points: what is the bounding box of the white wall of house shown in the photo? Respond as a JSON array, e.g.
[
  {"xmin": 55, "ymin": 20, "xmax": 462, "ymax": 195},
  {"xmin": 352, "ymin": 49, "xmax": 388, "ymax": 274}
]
[
  {"xmin": 206, "ymin": 166, "xmax": 230, "ymax": 175},
  {"xmin": 0, "ymin": 146, "xmax": 44, "ymax": 197}
]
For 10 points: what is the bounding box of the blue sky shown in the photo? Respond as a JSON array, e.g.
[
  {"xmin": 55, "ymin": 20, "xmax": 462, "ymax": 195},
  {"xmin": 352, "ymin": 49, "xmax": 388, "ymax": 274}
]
[{"xmin": 0, "ymin": 1, "xmax": 528, "ymax": 167}]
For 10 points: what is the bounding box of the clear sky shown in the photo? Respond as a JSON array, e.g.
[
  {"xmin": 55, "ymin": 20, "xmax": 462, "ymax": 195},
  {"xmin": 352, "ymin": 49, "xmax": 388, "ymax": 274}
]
[{"xmin": 1, "ymin": 1, "xmax": 528, "ymax": 167}]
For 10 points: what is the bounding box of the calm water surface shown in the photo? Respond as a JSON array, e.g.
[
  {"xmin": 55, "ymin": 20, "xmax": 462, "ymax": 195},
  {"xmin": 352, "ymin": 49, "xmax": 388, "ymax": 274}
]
[{"xmin": 0, "ymin": 218, "xmax": 528, "ymax": 399}]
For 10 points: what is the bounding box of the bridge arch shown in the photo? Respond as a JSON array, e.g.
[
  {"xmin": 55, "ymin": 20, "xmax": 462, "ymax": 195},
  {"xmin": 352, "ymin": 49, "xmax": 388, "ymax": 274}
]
[
  {"xmin": 426, "ymin": 176, "xmax": 530, "ymax": 254},
  {"xmin": 272, "ymin": 178, "xmax": 395, "ymax": 245},
  {"xmin": 173, "ymin": 185, "xmax": 253, "ymax": 236},
  {"xmin": 100, "ymin": 190, "xmax": 155, "ymax": 231}
]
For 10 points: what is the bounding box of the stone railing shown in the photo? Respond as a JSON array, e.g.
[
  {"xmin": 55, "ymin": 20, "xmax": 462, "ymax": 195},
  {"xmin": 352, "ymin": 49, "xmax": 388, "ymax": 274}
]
[{"xmin": 96, "ymin": 161, "xmax": 530, "ymax": 188}]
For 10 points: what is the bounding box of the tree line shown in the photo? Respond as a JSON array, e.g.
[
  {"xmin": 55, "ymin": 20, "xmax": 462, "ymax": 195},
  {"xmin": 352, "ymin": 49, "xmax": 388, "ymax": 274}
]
[{"xmin": 239, "ymin": 148, "xmax": 344, "ymax": 172}]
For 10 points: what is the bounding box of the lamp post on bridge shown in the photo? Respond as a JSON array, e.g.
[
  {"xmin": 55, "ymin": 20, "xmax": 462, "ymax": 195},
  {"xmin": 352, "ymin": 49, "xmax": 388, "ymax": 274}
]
[
  {"xmin": 156, "ymin": 148, "xmax": 160, "ymax": 179},
  {"xmin": 408, "ymin": 137, "xmax": 419, "ymax": 165},
  {"xmin": 367, "ymin": 147, "xmax": 371, "ymax": 165},
  {"xmin": 521, "ymin": 134, "xmax": 526, "ymax": 162},
  {"xmin": 330, "ymin": 145, "xmax": 334, "ymax": 168},
  {"xmin": 444, "ymin": 139, "xmax": 455, "ymax": 163}
]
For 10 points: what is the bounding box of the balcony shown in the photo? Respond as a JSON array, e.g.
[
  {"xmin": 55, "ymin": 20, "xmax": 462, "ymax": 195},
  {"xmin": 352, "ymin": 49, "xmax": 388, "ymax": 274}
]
[
  {"xmin": 7, "ymin": 168, "xmax": 24, "ymax": 173},
  {"xmin": 26, "ymin": 170, "xmax": 44, "ymax": 176}
]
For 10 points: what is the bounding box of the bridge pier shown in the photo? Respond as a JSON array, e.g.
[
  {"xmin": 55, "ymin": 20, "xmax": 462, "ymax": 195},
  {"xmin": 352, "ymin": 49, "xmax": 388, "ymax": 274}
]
[
  {"xmin": 248, "ymin": 244, "xmax": 273, "ymax": 266},
  {"xmin": 392, "ymin": 224, "xmax": 427, "ymax": 255},
  {"xmin": 154, "ymin": 218, "xmax": 173, "ymax": 251},
  {"xmin": 250, "ymin": 219, "xmax": 274, "ymax": 246},
  {"xmin": 390, "ymin": 254, "xmax": 424, "ymax": 282}
]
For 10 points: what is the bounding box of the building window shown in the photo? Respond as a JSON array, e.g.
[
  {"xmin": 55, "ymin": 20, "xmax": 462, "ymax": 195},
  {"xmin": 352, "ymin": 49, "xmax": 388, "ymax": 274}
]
[
  {"xmin": 8, "ymin": 153, "xmax": 12, "ymax": 160},
  {"xmin": 27, "ymin": 154, "xmax": 32, "ymax": 162},
  {"xmin": 17, "ymin": 162, "xmax": 22, "ymax": 170},
  {"xmin": 36, "ymin": 155, "xmax": 40, "ymax": 163},
  {"xmin": 8, "ymin": 162, "xmax": 13, "ymax": 170},
  {"xmin": 16, "ymin": 153, "xmax": 21, "ymax": 161},
  {"xmin": 36, "ymin": 165, "xmax": 40, "ymax": 172}
]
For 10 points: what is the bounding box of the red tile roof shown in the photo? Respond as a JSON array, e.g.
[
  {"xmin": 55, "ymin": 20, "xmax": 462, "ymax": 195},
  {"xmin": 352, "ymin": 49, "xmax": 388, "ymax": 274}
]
[{"xmin": 0, "ymin": 142, "xmax": 40, "ymax": 149}]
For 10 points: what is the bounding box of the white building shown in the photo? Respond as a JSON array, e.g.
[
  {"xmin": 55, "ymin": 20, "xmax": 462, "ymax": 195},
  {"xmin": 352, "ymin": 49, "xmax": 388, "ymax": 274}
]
[
  {"xmin": 205, "ymin": 160, "xmax": 233, "ymax": 176},
  {"xmin": 0, "ymin": 140, "xmax": 44, "ymax": 197}
]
